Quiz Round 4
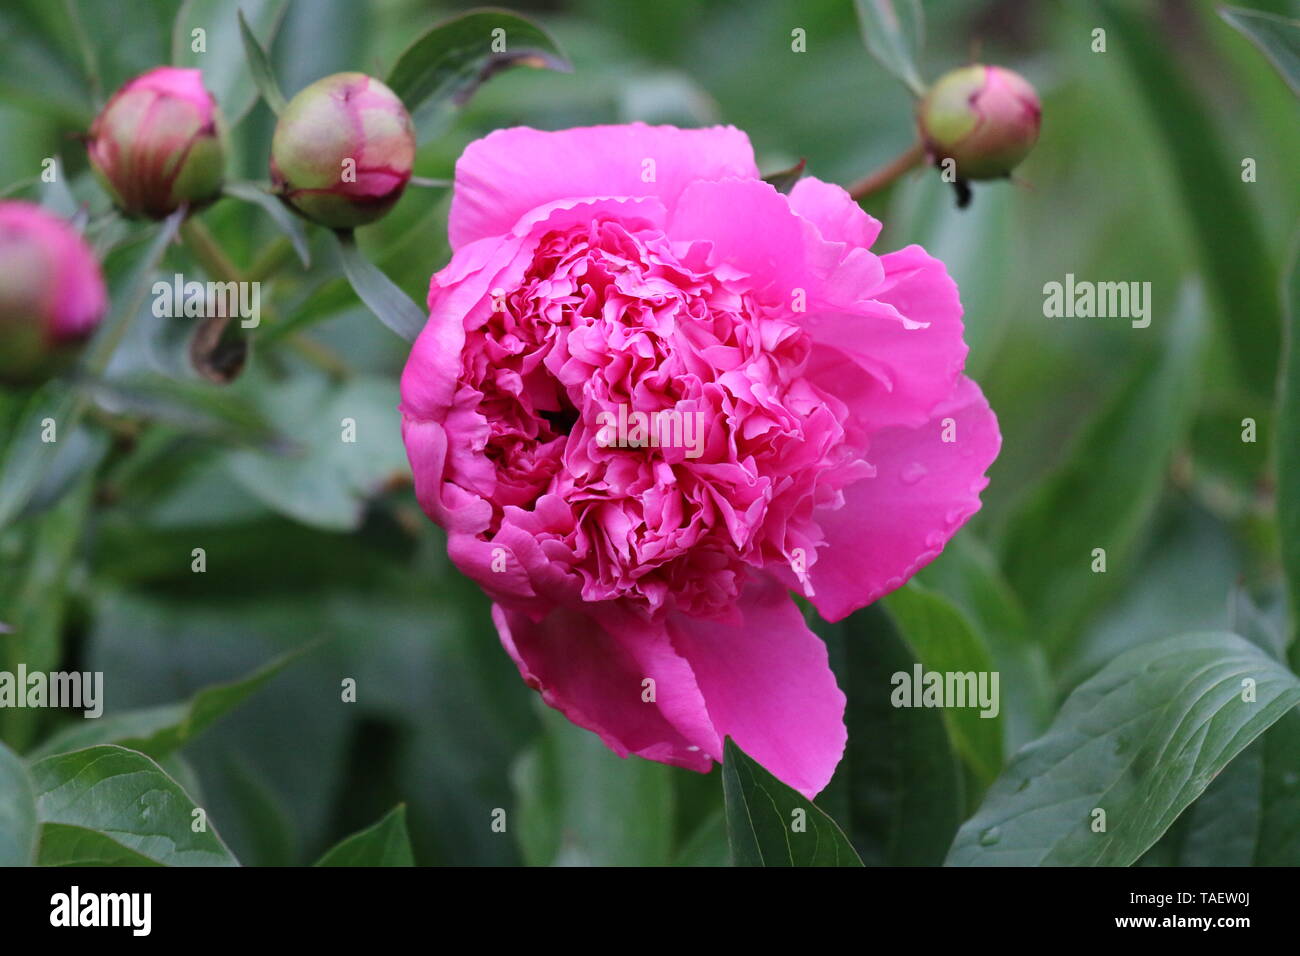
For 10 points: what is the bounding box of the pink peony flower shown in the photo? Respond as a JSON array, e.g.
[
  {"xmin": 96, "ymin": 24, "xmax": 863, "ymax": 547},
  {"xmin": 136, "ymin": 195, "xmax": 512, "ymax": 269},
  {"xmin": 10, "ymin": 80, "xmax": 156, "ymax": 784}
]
[
  {"xmin": 0, "ymin": 200, "xmax": 108, "ymax": 385},
  {"xmin": 400, "ymin": 124, "xmax": 1000, "ymax": 797}
]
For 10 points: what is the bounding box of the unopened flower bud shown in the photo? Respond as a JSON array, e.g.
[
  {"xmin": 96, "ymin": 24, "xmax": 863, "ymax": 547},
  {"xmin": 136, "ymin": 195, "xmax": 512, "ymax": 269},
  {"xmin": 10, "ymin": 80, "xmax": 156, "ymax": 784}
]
[
  {"xmin": 87, "ymin": 67, "xmax": 226, "ymax": 219},
  {"xmin": 0, "ymin": 201, "xmax": 108, "ymax": 386},
  {"xmin": 918, "ymin": 65, "xmax": 1041, "ymax": 181},
  {"xmin": 270, "ymin": 72, "xmax": 416, "ymax": 229}
]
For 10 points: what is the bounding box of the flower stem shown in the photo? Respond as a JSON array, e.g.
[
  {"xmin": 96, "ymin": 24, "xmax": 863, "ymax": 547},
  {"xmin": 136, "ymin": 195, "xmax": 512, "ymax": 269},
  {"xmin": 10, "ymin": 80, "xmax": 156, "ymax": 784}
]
[
  {"xmin": 846, "ymin": 141, "xmax": 926, "ymax": 201},
  {"xmin": 180, "ymin": 217, "xmax": 246, "ymax": 283}
]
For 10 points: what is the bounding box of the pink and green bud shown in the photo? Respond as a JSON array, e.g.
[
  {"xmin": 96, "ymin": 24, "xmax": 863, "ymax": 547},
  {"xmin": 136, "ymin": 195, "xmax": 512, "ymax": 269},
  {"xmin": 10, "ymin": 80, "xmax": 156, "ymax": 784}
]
[
  {"xmin": 270, "ymin": 72, "xmax": 416, "ymax": 229},
  {"xmin": 87, "ymin": 66, "xmax": 226, "ymax": 220},
  {"xmin": 0, "ymin": 201, "xmax": 108, "ymax": 386},
  {"xmin": 917, "ymin": 65, "xmax": 1042, "ymax": 181}
]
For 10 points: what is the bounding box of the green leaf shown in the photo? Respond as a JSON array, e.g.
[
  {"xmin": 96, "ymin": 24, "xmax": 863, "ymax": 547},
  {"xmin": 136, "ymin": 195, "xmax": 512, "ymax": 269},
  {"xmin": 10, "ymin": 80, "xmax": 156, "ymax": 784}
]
[
  {"xmin": 386, "ymin": 9, "xmax": 572, "ymax": 136},
  {"xmin": 314, "ymin": 805, "xmax": 414, "ymax": 866},
  {"xmin": 946, "ymin": 632, "xmax": 1300, "ymax": 866},
  {"xmin": 999, "ymin": 283, "xmax": 1207, "ymax": 652},
  {"xmin": 236, "ymin": 8, "xmax": 286, "ymax": 114},
  {"xmin": 1220, "ymin": 5, "xmax": 1300, "ymax": 96},
  {"xmin": 762, "ymin": 159, "xmax": 805, "ymax": 195},
  {"xmin": 332, "ymin": 231, "xmax": 426, "ymax": 342},
  {"xmin": 1157, "ymin": 708, "xmax": 1300, "ymax": 867},
  {"xmin": 29, "ymin": 647, "xmax": 306, "ymax": 761},
  {"xmin": 223, "ymin": 182, "xmax": 310, "ymax": 267},
  {"xmin": 1100, "ymin": 1, "xmax": 1279, "ymax": 395},
  {"xmin": 883, "ymin": 582, "xmax": 1003, "ymax": 783},
  {"xmin": 852, "ymin": 0, "xmax": 926, "ymax": 97},
  {"xmin": 820, "ymin": 605, "xmax": 964, "ymax": 865},
  {"xmin": 0, "ymin": 740, "xmax": 37, "ymax": 865},
  {"xmin": 172, "ymin": 0, "xmax": 290, "ymax": 124},
  {"xmin": 722, "ymin": 737, "xmax": 862, "ymax": 867},
  {"xmin": 37, "ymin": 824, "xmax": 161, "ymax": 866},
  {"xmin": 511, "ymin": 706, "xmax": 675, "ymax": 866},
  {"xmin": 31, "ymin": 745, "xmax": 238, "ymax": 866},
  {"xmin": 1277, "ymin": 229, "xmax": 1300, "ymax": 663}
]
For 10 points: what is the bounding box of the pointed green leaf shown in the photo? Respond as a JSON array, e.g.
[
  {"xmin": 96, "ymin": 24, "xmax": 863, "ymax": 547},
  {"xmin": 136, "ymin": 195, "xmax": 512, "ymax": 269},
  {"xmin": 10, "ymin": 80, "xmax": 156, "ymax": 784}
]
[
  {"xmin": 722, "ymin": 737, "xmax": 862, "ymax": 867},
  {"xmin": 29, "ymin": 647, "xmax": 307, "ymax": 761},
  {"xmin": 853, "ymin": 0, "xmax": 926, "ymax": 96},
  {"xmin": 172, "ymin": 0, "xmax": 290, "ymax": 124},
  {"xmin": 1220, "ymin": 5, "xmax": 1300, "ymax": 96},
  {"xmin": 223, "ymin": 181, "xmax": 309, "ymax": 266},
  {"xmin": 946, "ymin": 632, "xmax": 1300, "ymax": 866},
  {"xmin": 0, "ymin": 740, "xmax": 37, "ymax": 866},
  {"xmin": 314, "ymin": 805, "xmax": 414, "ymax": 866},
  {"xmin": 386, "ymin": 9, "xmax": 572, "ymax": 133},
  {"xmin": 332, "ymin": 230, "xmax": 426, "ymax": 342},
  {"xmin": 236, "ymin": 8, "xmax": 286, "ymax": 114},
  {"xmin": 31, "ymin": 745, "xmax": 238, "ymax": 866},
  {"xmin": 883, "ymin": 582, "xmax": 1003, "ymax": 783}
]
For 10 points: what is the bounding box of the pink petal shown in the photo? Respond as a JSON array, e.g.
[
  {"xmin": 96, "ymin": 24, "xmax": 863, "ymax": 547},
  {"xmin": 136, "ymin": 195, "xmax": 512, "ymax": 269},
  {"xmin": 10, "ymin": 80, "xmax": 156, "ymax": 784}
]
[
  {"xmin": 450, "ymin": 123, "xmax": 758, "ymax": 249},
  {"xmin": 807, "ymin": 376, "xmax": 1001, "ymax": 622},
  {"xmin": 668, "ymin": 575, "xmax": 846, "ymax": 798},
  {"xmin": 788, "ymin": 175, "xmax": 882, "ymax": 249},
  {"xmin": 494, "ymin": 602, "xmax": 717, "ymax": 771},
  {"xmin": 802, "ymin": 243, "xmax": 968, "ymax": 431}
]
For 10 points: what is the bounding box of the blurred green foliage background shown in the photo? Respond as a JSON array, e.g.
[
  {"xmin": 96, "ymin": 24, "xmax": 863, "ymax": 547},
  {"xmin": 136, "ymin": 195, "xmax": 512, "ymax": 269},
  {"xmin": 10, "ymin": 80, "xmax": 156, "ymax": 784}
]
[{"xmin": 0, "ymin": 0, "xmax": 1297, "ymax": 865}]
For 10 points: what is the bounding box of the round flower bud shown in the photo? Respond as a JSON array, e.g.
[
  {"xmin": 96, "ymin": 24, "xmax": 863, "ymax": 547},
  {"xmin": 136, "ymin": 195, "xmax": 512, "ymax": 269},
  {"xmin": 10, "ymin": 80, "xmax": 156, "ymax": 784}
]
[
  {"xmin": 917, "ymin": 65, "xmax": 1041, "ymax": 181},
  {"xmin": 87, "ymin": 67, "xmax": 226, "ymax": 219},
  {"xmin": 270, "ymin": 72, "xmax": 416, "ymax": 229},
  {"xmin": 0, "ymin": 201, "xmax": 108, "ymax": 386}
]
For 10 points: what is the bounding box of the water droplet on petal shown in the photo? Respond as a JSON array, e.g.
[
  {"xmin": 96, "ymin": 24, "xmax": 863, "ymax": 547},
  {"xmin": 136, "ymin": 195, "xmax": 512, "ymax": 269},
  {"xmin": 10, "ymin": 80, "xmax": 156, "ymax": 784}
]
[{"xmin": 901, "ymin": 462, "xmax": 928, "ymax": 485}]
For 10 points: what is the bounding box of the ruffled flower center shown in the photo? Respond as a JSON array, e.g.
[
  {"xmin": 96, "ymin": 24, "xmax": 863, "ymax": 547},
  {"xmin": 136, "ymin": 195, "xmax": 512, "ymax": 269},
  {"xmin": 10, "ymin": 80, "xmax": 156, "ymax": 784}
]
[{"xmin": 459, "ymin": 214, "xmax": 870, "ymax": 618}]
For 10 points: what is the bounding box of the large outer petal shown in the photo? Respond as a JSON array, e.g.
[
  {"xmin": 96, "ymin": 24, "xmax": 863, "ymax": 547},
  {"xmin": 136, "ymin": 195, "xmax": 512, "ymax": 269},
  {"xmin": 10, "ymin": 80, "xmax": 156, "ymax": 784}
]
[
  {"xmin": 667, "ymin": 575, "xmax": 846, "ymax": 798},
  {"xmin": 493, "ymin": 601, "xmax": 718, "ymax": 772},
  {"xmin": 804, "ymin": 376, "xmax": 1001, "ymax": 622},
  {"xmin": 449, "ymin": 123, "xmax": 757, "ymax": 250}
]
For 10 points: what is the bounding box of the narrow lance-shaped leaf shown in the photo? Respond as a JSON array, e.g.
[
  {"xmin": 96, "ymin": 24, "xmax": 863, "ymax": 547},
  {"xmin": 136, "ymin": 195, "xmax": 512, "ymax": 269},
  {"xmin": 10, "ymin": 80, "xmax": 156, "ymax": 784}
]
[
  {"xmin": 172, "ymin": 0, "xmax": 290, "ymax": 125},
  {"xmin": 882, "ymin": 582, "xmax": 1003, "ymax": 783},
  {"xmin": 223, "ymin": 181, "xmax": 309, "ymax": 266},
  {"xmin": 236, "ymin": 8, "xmax": 287, "ymax": 114},
  {"xmin": 1219, "ymin": 5, "xmax": 1300, "ymax": 96},
  {"xmin": 29, "ymin": 646, "xmax": 309, "ymax": 760},
  {"xmin": 946, "ymin": 631, "xmax": 1300, "ymax": 866},
  {"xmin": 386, "ymin": 9, "xmax": 572, "ymax": 140},
  {"xmin": 853, "ymin": 0, "xmax": 926, "ymax": 97},
  {"xmin": 332, "ymin": 230, "xmax": 426, "ymax": 342},
  {"xmin": 314, "ymin": 805, "xmax": 414, "ymax": 866},
  {"xmin": 722, "ymin": 737, "xmax": 862, "ymax": 867}
]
